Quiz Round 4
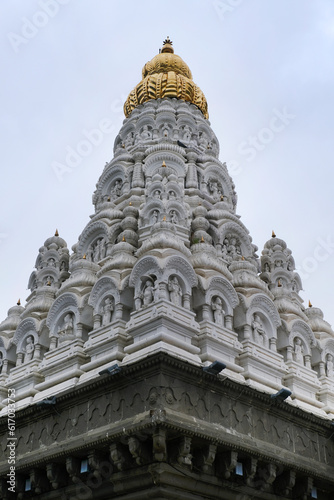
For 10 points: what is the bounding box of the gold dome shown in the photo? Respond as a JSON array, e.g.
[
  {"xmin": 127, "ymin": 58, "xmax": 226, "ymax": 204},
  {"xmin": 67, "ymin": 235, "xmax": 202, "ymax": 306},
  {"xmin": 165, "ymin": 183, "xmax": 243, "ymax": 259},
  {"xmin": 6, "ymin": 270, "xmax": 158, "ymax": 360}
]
[{"xmin": 124, "ymin": 37, "xmax": 209, "ymax": 119}]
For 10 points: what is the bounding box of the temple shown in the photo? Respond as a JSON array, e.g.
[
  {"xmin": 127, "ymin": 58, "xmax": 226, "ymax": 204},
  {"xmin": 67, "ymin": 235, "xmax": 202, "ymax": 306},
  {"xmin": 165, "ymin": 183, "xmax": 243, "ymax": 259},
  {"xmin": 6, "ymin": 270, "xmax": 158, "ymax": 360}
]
[{"xmin": 0, "ymin": 38, "xmax": 334, "ymax": 499}]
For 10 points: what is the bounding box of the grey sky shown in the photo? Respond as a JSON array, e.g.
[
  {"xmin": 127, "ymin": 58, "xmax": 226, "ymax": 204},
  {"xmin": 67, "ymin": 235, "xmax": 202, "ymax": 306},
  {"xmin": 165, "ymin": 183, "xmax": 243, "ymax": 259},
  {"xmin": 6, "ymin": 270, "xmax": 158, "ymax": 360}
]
[{"xmin": 1, "ymin": 0, "xmax": 334, "ymax": 326}]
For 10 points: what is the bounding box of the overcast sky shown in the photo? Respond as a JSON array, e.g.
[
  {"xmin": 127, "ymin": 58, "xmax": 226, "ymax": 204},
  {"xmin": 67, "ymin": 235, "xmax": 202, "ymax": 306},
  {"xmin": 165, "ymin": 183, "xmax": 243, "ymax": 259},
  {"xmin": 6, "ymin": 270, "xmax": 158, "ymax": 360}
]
[{"xmin": 1, "ymin": 0, "xmax": 334, "ymax": 327}]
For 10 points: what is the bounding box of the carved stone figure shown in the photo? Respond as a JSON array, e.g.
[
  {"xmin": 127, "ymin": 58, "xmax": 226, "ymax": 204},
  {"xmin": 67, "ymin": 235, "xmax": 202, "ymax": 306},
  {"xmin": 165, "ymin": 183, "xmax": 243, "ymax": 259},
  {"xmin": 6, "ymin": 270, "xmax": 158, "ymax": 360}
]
[
  {"xmin": 211, "ymin": 297, "xmax": 225, "ymax": 326},
  {"xmin": 151, "ymin": 210, "xmax": 159, "ymax": 224},
  {"xmin": 293, "ymin": 338, "xmax": 304, "ymax": 364},
  {"xmin": 24, "ymin": 336, "xmax": 35, "ymax": 362},
  {"xmin": 263, "ymin": 262, "xmax": 270, "ymax": 272},
  {"xmin": 182, "ymin": 125, "xmax": 192, "ymax": 143},
  {"xmin": 168, "ymin": 190, "xmax": 176, "ymax": 200},
  {"xmin": 142, "ymin": 281, "xmax": 154, "ymax": 306},
  {"xmin": 124, "ymin": 132, "xmax": 134, "ymax": 147},
  {"xmin": 170, "ymin": 210, "xmax": 178, "ymax": 224},
  {"xmin": 112, "ymin": 179, "xmax": 123, "ymax": 197},
  {"xmin": 141, "ymin": 125, "xmax": 152, "ymax": 140},
  {"xmin": 102, "ymin": 297, "xmax": 114, "ymax": 326},
  {"xmin": 153, "ymin": 190, "xmax": 161, "ymax": 199},
  {"xmin": 222, "ymin": 235, "xmax": 242, "ymax": 261},
  {"xmin": 178, "ymin": 436, "xmax": 192, "ymax": 466},
  {"xmin": 47, "ymin": 258, "xmax": 56, "ymax": 267},
  {"xmin": 326, "ymin": 354, "xmax": 334, "ymax": 378},
  {"xmin": 58, "ymin": 313, "xmax": 74, "ymax": 340},
  {"xmin": 91, "ymin": 238, "xmax": 106, "ymax": 262},
  {"xmin": 168, "ymin": 277, "xmax": 182, "ymax": 306},
  {"xmin": 208, "ymin": 180, "xmax": 221, "ymax": 201},
  {"xmin": 162, "ymin": 123, "xmax": 170, "ymax": 138},
  {"xmin": 252, "ymin": 314, "xmax": 267, "ymax": 346}
]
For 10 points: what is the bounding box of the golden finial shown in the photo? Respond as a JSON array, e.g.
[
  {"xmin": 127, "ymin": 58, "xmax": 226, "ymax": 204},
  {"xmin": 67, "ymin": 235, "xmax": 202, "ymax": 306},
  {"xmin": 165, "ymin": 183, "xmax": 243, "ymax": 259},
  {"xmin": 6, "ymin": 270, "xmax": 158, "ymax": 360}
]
[
  {"xmin": 122, "ymin": 236, "xmax": 125, "ymax": 242},
  {"xmin": 124, "ymin": 39, "xmax": 208, "ymax": 119},
  {"xmin": 122, "ymin": 143, "xmax": 125, "ymax": 148},
  {"xmin": 129, "ymin": 201, "xmax": 132, "ymax": 206},
  {"xmin": 55, "ymin": 229, "xmax": 59, "ymax": 237},
  {"xmin": 278, "ymin": 279, "xmax": 282, "ymax": 287},
  {"xmin": 47, "ymin": 280, "xmax": 51, "ymax": 286},
  {"xmin": 309, "ymin": 300, "xmax": 312, "ymax": 308},
  {"xmin": 163, "ymin": 216, "xmax": 166, "ymax": 221},
  {"xmin": 83, "ymin": 254, "xmax": 86, "ymax": 259},
  {"xmin": 221, "ymin": 195, "xmax": 224, "ymax": 201},
  {"xmin": 162, "ymin": 160, "xmax": 166, "ymax": 167},
  {"xmin": 241, "ymin": 256, "xmax": 245, "ymax": 260},
  {"xmin": 201, "ymin": 236, "xmax": 204, "ymax": 242},
  {"xmin": 161, "ymin": 36, "xmax": 173, "ymax": 53},
  {"xmin": 107, "ymin": 197, "xmax": 111, "ymax": 202},
  {"xmin": 272, "ymin": 230, "xmax": 276, "ymax": 238},
  {"xmin": 17, "ymin": 299, "xmax": 21, "ymax": 306}
]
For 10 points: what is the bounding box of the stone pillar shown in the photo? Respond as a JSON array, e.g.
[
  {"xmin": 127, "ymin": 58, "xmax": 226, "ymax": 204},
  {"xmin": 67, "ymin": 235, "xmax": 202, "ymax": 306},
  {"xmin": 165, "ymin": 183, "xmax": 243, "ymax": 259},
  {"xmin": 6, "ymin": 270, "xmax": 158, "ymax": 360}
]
[
  {"xmin": 115, "ymin": 303, "xmax": 123, "ymax": 320},
  {"xmin": 132, "ymin": 153, "xmax": 145, "ymax": 188},
  {"xmin": 304, "ymin": 355, "xmax": 311, "ymax": 369},
  {"xmin": 269, "ymin": 338, "xmax": 277, "ymax": 351},
  {"xmin": 286, "ymin": 346, "xmax": 293, "ymax": 362},
  {"xmin": 50, "ymin": 336, "xmax": 58, "ymax": 350},
  {"xmin": 34, "ymin": 343, "xmax": 41, "ymax": 360},
  {"xmin": 76, "ymin": 323, "xmax": 83, "ymax": 339},
  {"xmin": 186, "ymin": 152, "xmax": 198, "ymax": 188},
  {"xmin": 135, "ymin": 297, "xmax": 142, "ymax": 311},
  {"xmin": 183, "ymin": 293, "xmax": 191, "ymax": 310},
  {"xmin": 225, "ymin": 315, "xmax": 233, "ymax": 330},
  {"xmin": 319, "ymin": 361, "xmax": 326, "ymax": 377},
  {"xmin": 202, "ymin": 304, "xmax": 210, "ymax": 321},
  {"xmin": 93, "ymin": 314, "xmax": 101, "ymax": 330},
  {"xmin": 17, "ymin": 353, "xmax": 24, "ymax": 366},
  {"xmin": 243, "ymin": 324, "xmax": 252, "ymax": 340}
]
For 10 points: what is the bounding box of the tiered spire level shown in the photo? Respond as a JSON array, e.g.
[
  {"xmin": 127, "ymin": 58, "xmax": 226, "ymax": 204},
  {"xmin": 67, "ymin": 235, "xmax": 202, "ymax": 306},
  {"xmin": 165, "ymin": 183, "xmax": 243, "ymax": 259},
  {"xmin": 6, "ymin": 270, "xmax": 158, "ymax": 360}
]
[{"xmin": 0, "ymin": 41, "xmax": 334, "ymax": 417}]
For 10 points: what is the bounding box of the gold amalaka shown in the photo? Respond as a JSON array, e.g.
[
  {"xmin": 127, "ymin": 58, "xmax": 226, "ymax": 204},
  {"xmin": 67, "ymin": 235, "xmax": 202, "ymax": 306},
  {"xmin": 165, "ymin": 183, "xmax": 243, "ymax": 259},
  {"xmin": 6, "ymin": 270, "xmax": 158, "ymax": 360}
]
[{"xmin": 124, "ymin": 37, "xmax": 208, "ymax": 119}]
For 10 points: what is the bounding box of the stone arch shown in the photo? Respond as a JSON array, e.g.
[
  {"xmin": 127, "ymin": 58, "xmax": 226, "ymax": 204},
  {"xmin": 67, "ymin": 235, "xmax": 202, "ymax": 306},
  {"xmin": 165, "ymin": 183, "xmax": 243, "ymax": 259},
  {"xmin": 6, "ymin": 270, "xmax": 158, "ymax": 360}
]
[
  {"xmin": 194, "ymin": 276, "xmax": 239, "ymax": 327},
  {"xmin": 46, "ymin": 293, "xmax": 81, "ymax": 343},
  {"xmin": 162, "ymin": 256, "xmax": 198, "ymax": 309},
  {"xmin": 140, "ymin": 199, "xmax": 164, "ymax": 227},
  {"xmin": 88, "ymin": 276, "xmax": 121, "ymax": 325},
  {"xmin": 218, "ymin": 221, "xmax": 254, "ymax": 259},
  {"xmin": 278, "ymin": 319, "xmax": 317, "ymax": 367},
  {"xmin": 77, "ymin": 221, "xmax": 109, "ymax": 261},
  {"xmin": 12, "ymin": 318, "xmax": 40, "ymax": 351},
  {"xmin": 130, "ymin": 256, "xmax": 162, "ymax": 297},
  {"xmin": 98, "ymin": 164, "xmax": 128, "ymax": 200},
  {"xmin": 203, "ymin": 163, "xmax": 233, "ymax": 196},
  {"xmin": 11, "ymin": 318, "xmax": 44, "ymax": 365},
  {"xmin": 205, "ymin": 276, "xmax": 239, "ymax": 317},
  {"xmin": 247, "ymin": 295, "xmax": 281, "ymax": 348},
  {"xmin": 144, "ymin": 152, "xmax": 186, "ymax": 178}
]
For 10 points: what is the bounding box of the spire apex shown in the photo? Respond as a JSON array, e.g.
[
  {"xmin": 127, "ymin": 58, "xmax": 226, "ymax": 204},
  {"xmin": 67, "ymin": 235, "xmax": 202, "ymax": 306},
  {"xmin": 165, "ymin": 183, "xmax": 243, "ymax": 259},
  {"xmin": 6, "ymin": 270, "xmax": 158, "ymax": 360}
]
[{"xmin": 161, "ymin": 36, "xmax": 174, "ymax": 53}]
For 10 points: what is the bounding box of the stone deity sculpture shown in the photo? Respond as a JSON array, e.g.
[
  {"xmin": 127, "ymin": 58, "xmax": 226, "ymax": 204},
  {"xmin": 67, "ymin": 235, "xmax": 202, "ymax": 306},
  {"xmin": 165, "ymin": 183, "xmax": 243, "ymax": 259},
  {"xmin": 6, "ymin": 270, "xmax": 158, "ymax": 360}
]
[
  {"xmin": 24, "ymin": 336, "xmax": 35, "ymax": 362},
  {"xmin": 170, "ymin": 210, "xmax": 178, "ymax": 224},
  {"xmin": 102, "ymin": 297, "xmax": 114, "ymax": 325},
  {"xmin": 251, "ymin": 314, "xmax": 267, "ymax": 347},
  {"xmin": 58, "ymin": 313, "xmax": 74, "ymax": 341},
  {"xmin": 151, "ymin": 211, "xmax": 159, "ymax": 224},
  {"xmin": 168, "ymin": 277, "xmax": 182, "ymax": 307},
  {"xmin": 326, "ymin": 354, "xmax": 334, "ymax": 378},
  {"xmin": 142, "ymin": 281, "xmax": 154, "ymax": 306},
  {"xmin": 211, "ymin": 297, "xmax": 225, "ymax": 326},
  {"xmin": 293, "ymin": 338, "xmax": 304, "ymax": 364}
]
